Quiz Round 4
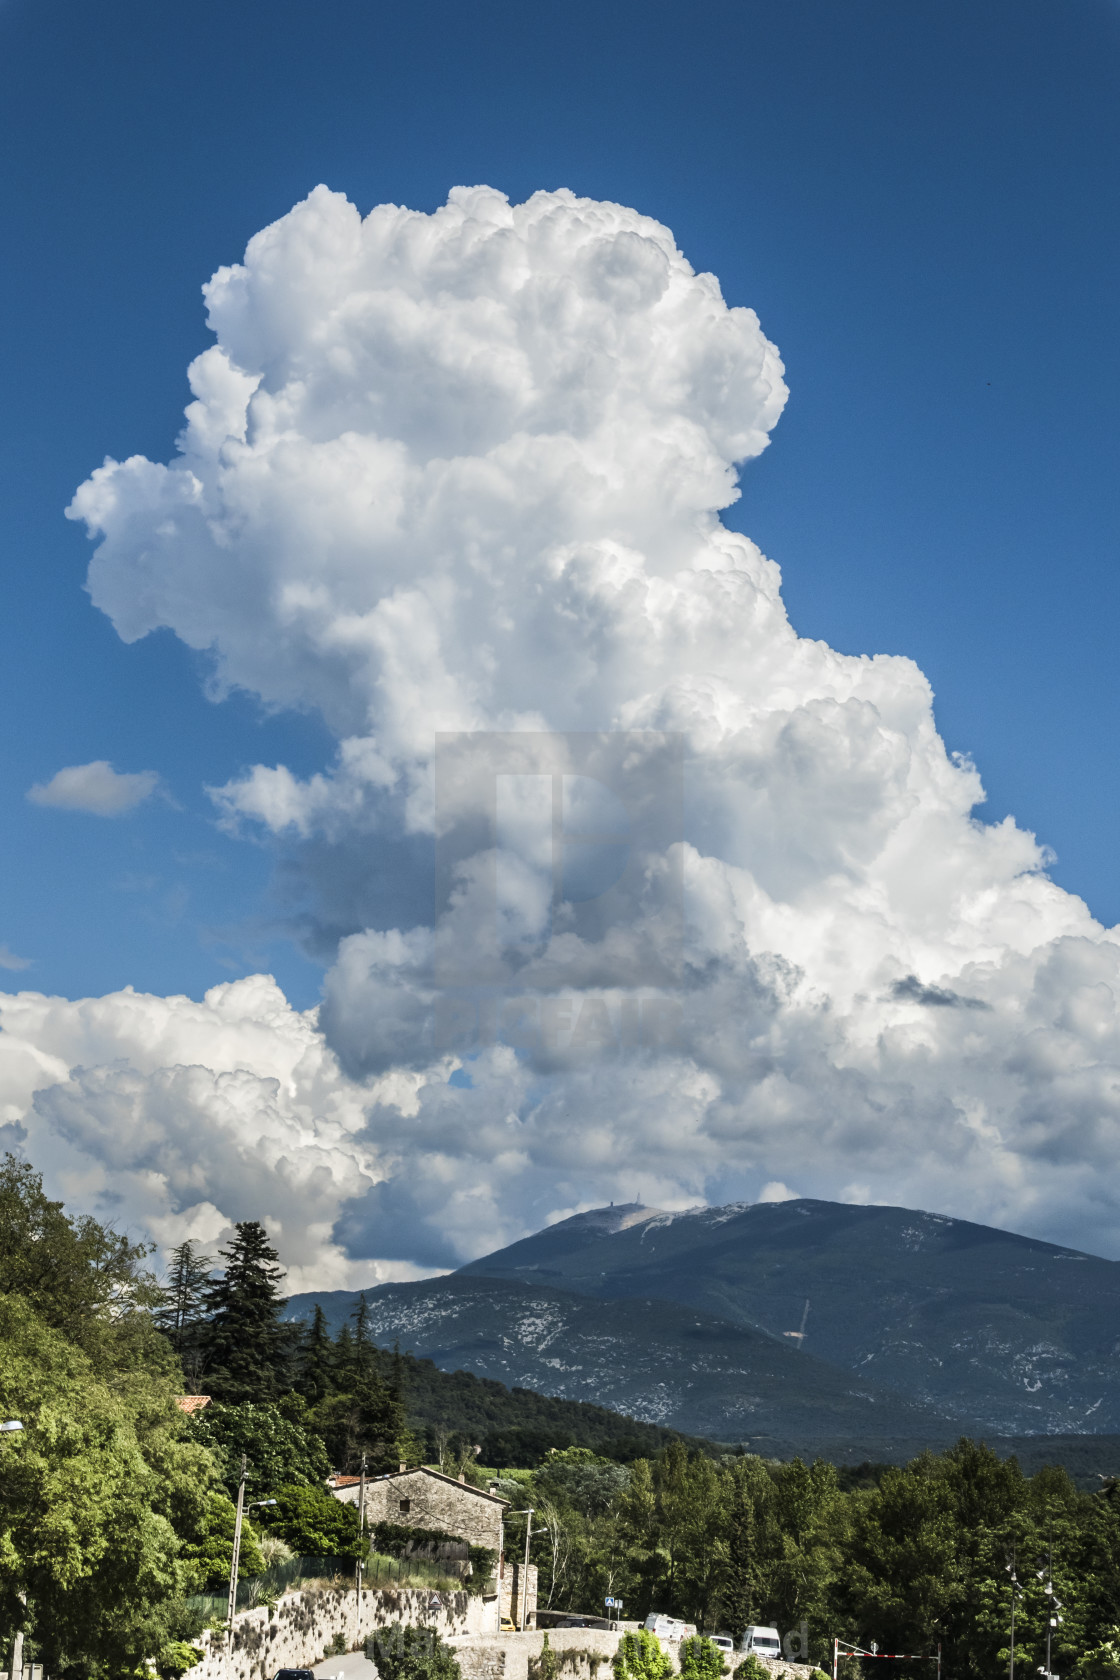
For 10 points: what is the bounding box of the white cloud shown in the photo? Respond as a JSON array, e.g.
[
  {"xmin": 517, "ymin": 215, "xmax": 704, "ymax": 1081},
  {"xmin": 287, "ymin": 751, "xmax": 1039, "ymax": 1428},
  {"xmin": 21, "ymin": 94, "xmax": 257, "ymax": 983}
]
[
  {"xmin": 28, "ymin": 760, "xmax": 159, "ymax": 816},
  {"xmin": 39, "ymin": 183, "xmax": 1120, "ymax": 1275},
  {"xmin": 0, "ymin": 945, "xmax": 31, "ymax": 972},
  {"xmin": 0, "ymin": 975, "xmax": 432, "ymax": 1291}
]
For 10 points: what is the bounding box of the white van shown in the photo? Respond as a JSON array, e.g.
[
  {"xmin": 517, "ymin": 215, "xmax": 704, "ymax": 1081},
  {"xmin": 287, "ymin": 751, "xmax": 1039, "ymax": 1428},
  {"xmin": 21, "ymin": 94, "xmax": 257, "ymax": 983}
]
[
  {"xmin": 741, "ymin": 1628, "xmax": 782, "ymax": 1658},
  {"xmin": 644, "ymin": 1615, "xmax": 697, "ymax": 1641}
]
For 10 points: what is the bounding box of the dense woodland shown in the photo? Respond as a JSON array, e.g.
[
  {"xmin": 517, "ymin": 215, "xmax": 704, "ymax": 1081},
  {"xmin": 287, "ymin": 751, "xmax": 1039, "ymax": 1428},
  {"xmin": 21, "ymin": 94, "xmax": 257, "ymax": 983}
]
[{"xmin": 6, "ymin": 1153, "xmax": 1120, "ymax": 1680}]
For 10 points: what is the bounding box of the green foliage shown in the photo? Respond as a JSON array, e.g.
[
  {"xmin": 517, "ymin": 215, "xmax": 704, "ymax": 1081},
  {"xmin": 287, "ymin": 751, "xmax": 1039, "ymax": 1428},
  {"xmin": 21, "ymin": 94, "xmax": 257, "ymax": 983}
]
[
  {"xmin": 612, "ymin": 1630, "xmax": 674, "ymax": 1680},
  {"xmin": 155, "ymin": 1639, "xmax": 204, "ymax": 1678},
  {"xmin": 365, "ymin": 1623, "xmax": 463, "ymax": 1680},
  {"xmin": 188, "ymin": 1398, "xmax": 331, "ymax": 1497},
  {"xmin": 0, "ymin": 1152, "xmax": 161, "ymax": 1363},
  {"xmin": 534, "ymin": 1632, "xmax": 561, "ymax": 1680},
  {"xmin": 156, "ymin": 1241, "xmax": 213, "ymax": 1389},
  {"xmin": 263, "ymin": 1482, "xmax": 369, "ymax": 1561},
  {"xmin": 201, "ymin": 1222, "xmax": 291, "ymax": 1402},
  {"xmin": 177, "ymin": 1489, "xmax": 265, "ymax": 1591},
  {"xmin": 0, "ymin": 1287, "xmax": 218, "ymax": 1679},
  {"xmin": 373, "ymin": 1519, "xmax": 465, "ymax": 1553},
  {"xmin": 678, "ymin": 1638, "xmax": 727, "ymax": 1680},
  {"xmin": 733, "ymin": 1657, "xmax": 769, "ymax": 1680},
  {"xmin": 296, "ymin": 1303, "xmax": 335, "ymax": 1404},
  {"xmin": 466, "ymin": 1545, "xmax": 497, "ymax": 1592}
]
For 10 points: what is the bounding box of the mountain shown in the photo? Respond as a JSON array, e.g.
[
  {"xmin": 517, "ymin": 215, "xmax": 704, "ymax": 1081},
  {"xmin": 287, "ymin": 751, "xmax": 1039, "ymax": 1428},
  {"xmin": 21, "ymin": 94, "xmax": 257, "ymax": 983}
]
[
  {"xmin": 286, "ymin": 1270, "xmax": 955, "ymax": 1443},
  {"xmin": 457, "ymin": 1198, "xmax": 1120, "ymax": 1433},
  {"xmin": 288, "ymin": 1198, "xmax": 1120, "ymax": 1446},
  {"xmin": 369, "ymin": 1340, "xmax": 712, "ymax": 1462}
]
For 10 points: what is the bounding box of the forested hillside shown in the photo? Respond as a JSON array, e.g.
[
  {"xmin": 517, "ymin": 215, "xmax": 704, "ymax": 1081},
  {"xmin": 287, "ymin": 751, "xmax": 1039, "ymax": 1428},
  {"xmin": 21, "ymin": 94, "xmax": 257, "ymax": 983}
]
[{"xmin": 8, "ymin": 1153, "xmax": 1120, "ymax": 1680}]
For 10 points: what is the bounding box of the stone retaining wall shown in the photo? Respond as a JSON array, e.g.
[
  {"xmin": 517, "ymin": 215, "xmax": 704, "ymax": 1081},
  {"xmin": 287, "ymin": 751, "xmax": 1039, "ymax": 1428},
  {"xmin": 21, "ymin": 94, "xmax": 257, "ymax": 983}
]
[
  {"xmin": 446, "ymin": 1629, "xmax": 819, "ymax": 1680},
  {"xmin": 189, "ymin": 1585, "xmax": 494, "ymax": 1680}
]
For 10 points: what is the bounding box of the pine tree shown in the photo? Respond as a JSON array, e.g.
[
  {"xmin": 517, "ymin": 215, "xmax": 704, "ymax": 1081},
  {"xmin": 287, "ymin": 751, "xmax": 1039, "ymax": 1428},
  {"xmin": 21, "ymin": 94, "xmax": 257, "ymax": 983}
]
[
  {"xmin": 719, "ymin": 1464, "xmax": 757, "ymax": 1639},
  {"xmin": 156, "ymin": 1240, "xmax": 213, "ymax": 1386},
  {"xmin": 333, "ymin": 1322, "xmax": 356, "ymax": 1388},
  {"xmin": 201, "ymin": 1221, "xmax": 289, "ymax": 1403},
  {"xmin": 296, "ymin": 1303, "xmax": 336, "ymax": 1404},
  {"xmin": 352, "ymin": 1292, "xmax": 374, "ymax": 1378}
]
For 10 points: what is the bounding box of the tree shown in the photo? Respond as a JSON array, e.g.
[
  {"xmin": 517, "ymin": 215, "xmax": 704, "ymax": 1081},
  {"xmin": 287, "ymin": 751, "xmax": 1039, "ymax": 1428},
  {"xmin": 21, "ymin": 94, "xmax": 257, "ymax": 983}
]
[
  {"xmin": 720, "ymin": 1459, "xmax": 760, "ymax": 1638},
  {"xmin": 0, "ymin": 1291, "xmax": 218, "ymax": 1679},
  {"xmin": 187, "ymin": 1398, "xmax": 331, "ymax": 1499},
  {"xmin": 296, "ymin": 1305, "xmax": 335, "ymax": 1405},
  {"xmin": 613, "ymin": 1630, "xmax": 674, "ymax": 1680},
  {"xmin": 263, "ymin": 1484, "xmax": 369, "ymax": 1561},
  {"xmin": 201, "ymin": 1222, "xmax": 290, "ymax": 1402},
  {"xmin": 156, "ymin": 1241, "xmax": 213, "ymax": 1387},
  {"xmin": 0, "ymin": 1153, "xmax": 159, "ymax": 1366},
  {"xmin": 178, "ymin": 1490, "xmax": 266, "ymax": 1592}
]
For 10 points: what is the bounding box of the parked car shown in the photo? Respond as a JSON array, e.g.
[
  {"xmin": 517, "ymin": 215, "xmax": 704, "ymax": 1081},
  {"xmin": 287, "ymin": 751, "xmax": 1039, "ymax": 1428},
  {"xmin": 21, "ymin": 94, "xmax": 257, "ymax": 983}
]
[
  {"xmin": 740, "ymin": 1628, "xmax": 782, "ymax": 1658},
  {"xmin": 500, "ymin": 1617, "xmax": 517, "ymax": 1632},
  {"xmin": 273, "ymin": 1670, "xmax": 316, "ymax": 1680},
  {"xmin": 709, "ymin": 1636, "xmax": 736, "ymax": 1655}
]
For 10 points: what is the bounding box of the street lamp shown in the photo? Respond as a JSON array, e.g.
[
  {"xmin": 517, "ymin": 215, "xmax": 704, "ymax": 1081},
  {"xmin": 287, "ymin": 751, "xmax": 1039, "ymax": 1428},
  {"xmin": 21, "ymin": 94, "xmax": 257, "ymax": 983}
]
[
  {"xmin": 1, "ymin": 1421, "xmax": 23, "ymax": 1433},
  {"xmin": 225, "ymin": 1453, "xmax": 278, "ymax": 1639}
]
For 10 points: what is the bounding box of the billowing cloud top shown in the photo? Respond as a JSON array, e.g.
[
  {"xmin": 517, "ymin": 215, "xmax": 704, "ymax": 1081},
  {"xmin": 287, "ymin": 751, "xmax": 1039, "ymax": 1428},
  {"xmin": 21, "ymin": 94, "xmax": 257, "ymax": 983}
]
[{"xmin": 12, "ymin": 183, "xmax": 1117, "ymax": 1274}]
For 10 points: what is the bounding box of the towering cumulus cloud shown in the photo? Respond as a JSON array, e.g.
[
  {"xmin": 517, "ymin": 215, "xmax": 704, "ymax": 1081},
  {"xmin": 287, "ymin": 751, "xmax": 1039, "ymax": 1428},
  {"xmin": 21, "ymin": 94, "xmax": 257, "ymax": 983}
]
[{"xmin": 11, "ymin": 183, "xmax": 1118, "ymax": 1273}]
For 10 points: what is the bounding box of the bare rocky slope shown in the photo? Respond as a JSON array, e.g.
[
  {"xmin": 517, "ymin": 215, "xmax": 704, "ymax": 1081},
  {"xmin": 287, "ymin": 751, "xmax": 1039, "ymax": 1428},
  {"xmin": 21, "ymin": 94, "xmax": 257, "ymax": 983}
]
[{"xmin": 456, "ymin": 1198, "xmax": 1120, "ymax": 1434}]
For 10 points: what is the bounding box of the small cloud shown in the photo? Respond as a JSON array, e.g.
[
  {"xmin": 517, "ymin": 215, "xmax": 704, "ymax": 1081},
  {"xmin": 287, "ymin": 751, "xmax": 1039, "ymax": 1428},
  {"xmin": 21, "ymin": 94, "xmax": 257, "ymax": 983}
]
[
  {"xmin": 890, "ymin": 974, "xmax": 991, "ymax": 1011},
  {"xmin": 759, "ymin": 1180, "xmax": 796, "ymax": 1203},
  {"xmin": 0, "ymin": 943, "xmax": 31, "ymax": 972},
  {"xmin": 27, "ymin": 760, "xmax": 159, "ymax": 816}
]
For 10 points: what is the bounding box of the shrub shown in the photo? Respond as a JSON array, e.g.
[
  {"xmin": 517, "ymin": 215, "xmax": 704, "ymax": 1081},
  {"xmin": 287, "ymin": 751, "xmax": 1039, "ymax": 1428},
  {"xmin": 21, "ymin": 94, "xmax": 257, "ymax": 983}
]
[
  {"xmin": 365, "ymin": 1623, "xmax": 463, "ymax": 1680},
  {"xmin": 680, "ymin": 1640, "xmax": 727, "ymax": 1680},
  {"xmin": 734, "ymin": 1657, "xmax": 771, "ymax": 1680},
  {"xmin": 613, "ymin": 1630, "xmax": 674, "ymax": 1680},
  {"xmin": 155, "ymin": 1642, "xmax": 204, "ymax": 1679}
]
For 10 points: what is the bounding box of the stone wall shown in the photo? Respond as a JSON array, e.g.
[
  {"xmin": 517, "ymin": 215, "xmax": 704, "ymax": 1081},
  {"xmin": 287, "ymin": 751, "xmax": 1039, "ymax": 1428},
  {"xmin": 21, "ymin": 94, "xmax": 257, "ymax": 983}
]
[
  {"xmin": 188, "ymin": 1583, "xmax": 495, "ymax": 1680},
  {"xmin": 447, "ymin": 1629, "xmax": 819, "ymax": 1680},
  {"xmin": 339, "ymin": 1470, "xmax": 505, "ymax": 1552},
  {"xmin": 498, "ymin": 1563, "xmax": 538, "ymax": 1629}
]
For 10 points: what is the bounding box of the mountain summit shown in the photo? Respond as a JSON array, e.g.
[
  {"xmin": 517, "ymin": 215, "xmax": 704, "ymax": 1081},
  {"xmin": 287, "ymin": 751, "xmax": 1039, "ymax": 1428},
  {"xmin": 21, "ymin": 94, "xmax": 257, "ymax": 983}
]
[{"xmin": 288, "ymin": 1197, "xmax": 1120, "ymax": 1443}]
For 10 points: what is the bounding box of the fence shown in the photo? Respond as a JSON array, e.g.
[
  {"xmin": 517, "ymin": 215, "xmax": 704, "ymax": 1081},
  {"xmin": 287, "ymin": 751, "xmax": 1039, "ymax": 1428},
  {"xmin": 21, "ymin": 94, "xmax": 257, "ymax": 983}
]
[{"xmin": 186, "ymin": 1551, "xmax": 465, "ymax": 1623}]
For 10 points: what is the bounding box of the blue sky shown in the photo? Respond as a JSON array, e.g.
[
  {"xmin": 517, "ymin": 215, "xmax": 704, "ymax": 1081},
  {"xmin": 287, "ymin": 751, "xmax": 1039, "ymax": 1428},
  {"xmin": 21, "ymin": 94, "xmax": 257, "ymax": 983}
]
[{"xmin": 2, "ymin": 0, "xmax": 1119, "ymax": 1010}]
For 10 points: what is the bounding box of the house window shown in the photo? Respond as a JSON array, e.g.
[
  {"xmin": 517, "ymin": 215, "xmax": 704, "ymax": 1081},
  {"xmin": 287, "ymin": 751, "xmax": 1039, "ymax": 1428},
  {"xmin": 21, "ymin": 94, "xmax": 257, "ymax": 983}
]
[{"xmin": 399, "ymin": 1498, "xmax": 410, "ymax": 1514}]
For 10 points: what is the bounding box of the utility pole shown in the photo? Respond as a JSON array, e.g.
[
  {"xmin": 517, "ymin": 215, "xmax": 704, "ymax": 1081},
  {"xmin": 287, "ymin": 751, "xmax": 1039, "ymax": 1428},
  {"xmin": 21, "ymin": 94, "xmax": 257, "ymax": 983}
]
[
  {"xmin": 521, "ymin": 1508, "xmax": 533, "ymax": 1633},
  {"xmin": 1006, "ymin": 1552, "xmax": 1021, "ymax": 1680},
  {"xmin": 3, "ymin": 1426, "xmax": 24, "ymax": 1680},
  {"xmin": 227, "ymin": 1455, "xmax": 248, "ymax": 1641},
  {"xmin": 355, "ymin": 1453, "xmax": 368, "ymax": 1643},
  {"xmin": 1037, "ymin": 1538, "xmax": 1063, "ymax": 1680}
]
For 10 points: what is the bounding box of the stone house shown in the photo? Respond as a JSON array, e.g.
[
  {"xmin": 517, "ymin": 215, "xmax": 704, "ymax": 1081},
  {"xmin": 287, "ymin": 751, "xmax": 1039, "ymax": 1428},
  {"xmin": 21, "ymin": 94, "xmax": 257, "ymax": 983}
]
[
  {"xmin": 332, "ymin": 1466, "xmax": 537, "ymax": 1626},
  {"xmin": 333, "ymin": 1465, "xmax": 507, "ymax": 1552}
]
